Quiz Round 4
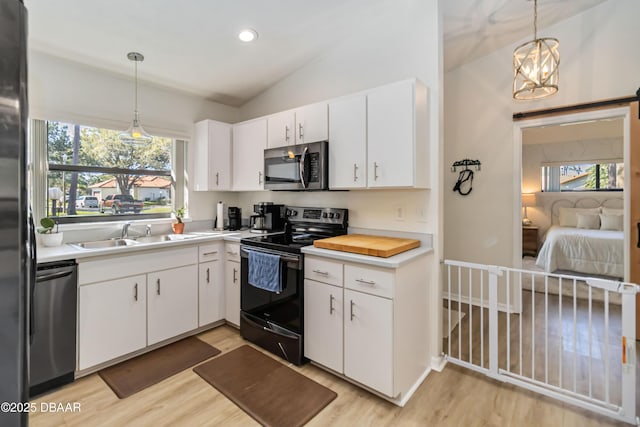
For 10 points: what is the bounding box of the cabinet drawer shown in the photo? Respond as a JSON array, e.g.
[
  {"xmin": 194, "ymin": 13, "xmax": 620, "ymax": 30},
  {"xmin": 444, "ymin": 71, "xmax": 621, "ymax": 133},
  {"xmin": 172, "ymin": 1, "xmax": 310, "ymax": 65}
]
[
  {"xmin": 344, "ymin": 264, "xmax": 394, "ymax": 299},
  {"xmin": 199, "ymin": 243, "xmax": 222, "ymax": 262},
  {"xmin": 305, "ymin": 256, "xmax": 343, "ymax": 286},
  {"xmin": 225, "ymin": 243, "xmax": 240, "ymax": 262}
]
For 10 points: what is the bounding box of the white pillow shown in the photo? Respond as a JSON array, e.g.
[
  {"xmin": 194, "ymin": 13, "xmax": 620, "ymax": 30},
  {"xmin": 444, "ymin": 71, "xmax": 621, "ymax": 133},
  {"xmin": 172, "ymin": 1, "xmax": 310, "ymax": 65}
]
[
  {"xmin": 600, "ymin": 213, "xmax": 624, "ymax": 231},
  {"xmin": 558, "ymin": 207, "xmax": 601, "ymax": 228},
  {"xmin": 576, "ymin": 213, "xmax": 600, "ymax": 230},
  {"xmin": 602, "ymin": 207, "xmax": 623, "ymax": 216}
]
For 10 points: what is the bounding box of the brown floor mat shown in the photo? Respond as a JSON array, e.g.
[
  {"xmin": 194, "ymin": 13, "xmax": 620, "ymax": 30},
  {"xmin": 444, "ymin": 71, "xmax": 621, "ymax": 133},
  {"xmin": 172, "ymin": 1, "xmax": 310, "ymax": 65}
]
[
  {"xmin": 193, "ymin": 345, "xmax": 337, "ymax": 427},
  {"xmin": 99, "ymin": 336, "xmax": 221, "ymax": 398}
]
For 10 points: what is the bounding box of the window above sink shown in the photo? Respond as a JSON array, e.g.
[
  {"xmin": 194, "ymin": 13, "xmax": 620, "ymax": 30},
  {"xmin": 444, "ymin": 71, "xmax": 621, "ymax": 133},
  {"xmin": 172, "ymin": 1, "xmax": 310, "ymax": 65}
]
[{"xmin": 31, "ymin": 119, "xmax": 187, "ymax": 224}]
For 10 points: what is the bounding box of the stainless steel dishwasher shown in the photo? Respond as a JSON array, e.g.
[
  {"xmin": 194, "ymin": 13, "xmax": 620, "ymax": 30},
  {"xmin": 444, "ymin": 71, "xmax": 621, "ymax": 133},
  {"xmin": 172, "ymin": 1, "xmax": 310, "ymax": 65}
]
[{"xmin": 30, "ymin": 260, "xmax": 77, "ymax": 397}]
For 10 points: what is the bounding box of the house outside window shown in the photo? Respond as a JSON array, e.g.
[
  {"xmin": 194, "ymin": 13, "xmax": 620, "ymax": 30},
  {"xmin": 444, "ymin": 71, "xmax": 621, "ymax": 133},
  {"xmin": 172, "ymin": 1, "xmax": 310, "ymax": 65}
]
[{"xmin": 35, "ymin": 120, "xmax": 183, "ymax": 223}]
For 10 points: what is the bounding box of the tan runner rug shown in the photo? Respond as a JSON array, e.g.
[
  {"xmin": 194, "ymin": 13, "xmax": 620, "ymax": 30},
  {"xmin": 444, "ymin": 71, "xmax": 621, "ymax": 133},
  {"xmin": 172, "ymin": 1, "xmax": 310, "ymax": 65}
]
[
  {"xmin": 194, "ymin": 345, "xmax": 337, "ymax": 427},
  {"xmin": 99, "ymin": 336, "xmax": 221, "ymax": 398}
]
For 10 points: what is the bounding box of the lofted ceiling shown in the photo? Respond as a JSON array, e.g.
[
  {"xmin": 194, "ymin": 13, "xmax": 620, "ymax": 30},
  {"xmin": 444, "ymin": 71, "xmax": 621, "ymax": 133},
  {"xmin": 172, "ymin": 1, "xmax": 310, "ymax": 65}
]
[
  {"xmin": 26, "ymin": 0, "xmax": 607, "ymax": 107},
  {"xmin": 522, "ymin": 118, "xmax": 623, "ymax": 145}
]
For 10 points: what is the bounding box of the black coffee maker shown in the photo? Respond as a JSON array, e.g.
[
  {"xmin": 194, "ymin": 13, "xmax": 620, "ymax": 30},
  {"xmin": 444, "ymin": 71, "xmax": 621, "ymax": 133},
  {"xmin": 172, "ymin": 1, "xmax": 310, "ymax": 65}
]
[
  {"xmin": 249, "ymin": 202, "xmax": 285, "ymax": 233},
  {"xmin": 228, "ymin": 207, "xmax": 241, "ymax": 231}
]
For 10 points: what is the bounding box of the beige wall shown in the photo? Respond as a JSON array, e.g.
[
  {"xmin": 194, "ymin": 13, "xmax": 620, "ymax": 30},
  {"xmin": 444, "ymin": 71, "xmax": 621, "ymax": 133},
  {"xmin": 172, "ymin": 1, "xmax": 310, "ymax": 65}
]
[{"xmin": 444, "ymin": 0, "xmax": 640, "ymax": 266}]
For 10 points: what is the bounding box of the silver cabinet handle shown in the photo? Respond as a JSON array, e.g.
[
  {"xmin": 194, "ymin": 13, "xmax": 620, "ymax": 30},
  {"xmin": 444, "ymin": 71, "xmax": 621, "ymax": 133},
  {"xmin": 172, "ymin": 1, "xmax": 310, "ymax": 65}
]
[
  {"xmin": 227, "ymin": 250, "xmax": 238, "ymax": 256},
  {"xmin": 312, "ymin": 269, "xmax": 329, "ymax": 276},
  {"xmin": 134, "ymin": 283, "xmax": 138, "ymax": 301},
  {"xmin": 350, "ymin": 300, "xmax": 355, "ymax": 321},
  {"xmin": 203, "ymin": 251, "xmax": 218, "ymax": 256},
  {"xmin": 285, "ymin": 125, "xmax": 290, "ymax": 143},
  {"xmin": 233, "ymin": 268, "xmax": 238, "ymax": 283},
  {"xmin": 206, "ymin": 268, "xmax": 210, "ymax": 284},
  {"xmin": 298, "ymin": 122, "xmax": 304, "ymax": 141},
  {"xmin": 216, "ymin": 172, "xmax": 219, "ymax": 186},
  {"xmin": 156, "ymin": 278, "xmax": 161, "ymax": 295},
  {"xmin": 329, "ymin": 294, "xmax": 335, "ymax": 314},
  {"xmin": 356, "ymin": 278, "xmax": 376, "ymax": 286},
  {"xmin": 258, "ymin": 171, "xmax": 263, "ymax": 184},
  {"xmin": 373, "ymin": 162, "xmax": 379, "ymax": 180},
  {"xmin": 353, "ymin": 163, "xmax": 358, "ymax": 182}
]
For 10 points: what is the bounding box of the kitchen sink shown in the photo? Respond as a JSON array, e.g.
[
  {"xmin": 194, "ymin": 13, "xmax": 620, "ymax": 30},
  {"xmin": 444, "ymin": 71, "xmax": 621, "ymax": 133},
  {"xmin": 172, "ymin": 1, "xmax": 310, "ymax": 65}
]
[
  {"xmin": 72, "ymin": 238, "xmax": 139, "ymax": 249},
  {"xmin": 134, "ymin": 234, "xmax": 198, "ymax": 243}
]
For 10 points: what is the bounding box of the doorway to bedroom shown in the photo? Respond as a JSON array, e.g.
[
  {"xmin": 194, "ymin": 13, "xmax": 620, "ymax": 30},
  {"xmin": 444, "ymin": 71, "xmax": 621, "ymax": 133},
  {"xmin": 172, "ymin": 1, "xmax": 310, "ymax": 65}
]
[{"xmin": 517, "ymin": 111, "xmax": 627, "ymax": 283}]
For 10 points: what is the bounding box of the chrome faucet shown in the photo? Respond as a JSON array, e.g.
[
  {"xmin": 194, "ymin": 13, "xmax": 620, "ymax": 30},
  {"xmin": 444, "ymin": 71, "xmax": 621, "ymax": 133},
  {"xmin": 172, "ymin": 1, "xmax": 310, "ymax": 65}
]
[
  {"xmin": 145, "ymin": 224, "xmax": 152, "ymax": 236},
  {"xmin": 121, "ymin": 222, "xmax": 131, "ymax": 239}
]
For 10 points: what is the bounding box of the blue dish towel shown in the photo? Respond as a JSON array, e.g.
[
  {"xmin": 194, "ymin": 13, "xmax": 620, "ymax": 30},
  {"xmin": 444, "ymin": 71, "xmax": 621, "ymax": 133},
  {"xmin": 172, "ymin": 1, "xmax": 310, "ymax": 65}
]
[{"xmin": 248, "ymin": 250, "xmax": 282, "ymax": 293}]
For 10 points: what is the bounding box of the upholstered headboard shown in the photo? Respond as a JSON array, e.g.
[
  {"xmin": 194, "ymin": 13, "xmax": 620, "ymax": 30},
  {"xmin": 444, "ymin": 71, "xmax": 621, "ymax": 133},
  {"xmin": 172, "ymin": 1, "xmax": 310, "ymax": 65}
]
[{"xmin": 550, "ymin": 197, "xmax": 623, "ymax": 225}]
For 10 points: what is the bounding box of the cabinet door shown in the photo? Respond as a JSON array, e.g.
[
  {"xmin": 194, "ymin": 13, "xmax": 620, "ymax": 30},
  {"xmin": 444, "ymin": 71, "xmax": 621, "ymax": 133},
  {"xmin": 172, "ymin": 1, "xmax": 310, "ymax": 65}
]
[
  {"xmin": 344, "ymin": 289, "xmax": 393, "ymax": 396},
  {"xmin": 267, "ymin": 111, "xmax": 295, "ymax": 148},
  {"xmin": 295, "ymin": 102, "xmax": 328, "ymax": 145},
  {"xmin": 367, "ymin": 80, "xmax": 415, "ymax": 188},
  {"xmin": 192, "ymin": 120, "xmax": 232, "ymax": 191},
  {"xmin": 78, "ymin": 275, "xmax": 147, "ymax": 370},
  {"xmin": 304, "ymin": 279, "xmax": 343, "ymax": 373},
  {"xmin": 225, "ymin": 260, "xmax": 241, "ymax": 326},
  {"xmin": 233, "ymin": 119, "xmax": 267, "ymax": 191},
  {"xmin": 147, "ymin": 265, "xmax": 198, "ymax": 345},
  {"xmin": 328, "ymin": 95, "xmax": 367, "ymax": 189},
  {"xmin": 199, "ymin": 260, "xmax": 224, "ymax": 326}
]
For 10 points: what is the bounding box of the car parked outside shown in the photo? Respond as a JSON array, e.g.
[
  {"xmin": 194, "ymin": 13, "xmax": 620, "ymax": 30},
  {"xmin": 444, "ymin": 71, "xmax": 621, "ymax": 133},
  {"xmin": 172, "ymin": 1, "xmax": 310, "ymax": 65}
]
[{"xmin": 76, "ymin": 196, "xmax": 99, "ymax": 209}]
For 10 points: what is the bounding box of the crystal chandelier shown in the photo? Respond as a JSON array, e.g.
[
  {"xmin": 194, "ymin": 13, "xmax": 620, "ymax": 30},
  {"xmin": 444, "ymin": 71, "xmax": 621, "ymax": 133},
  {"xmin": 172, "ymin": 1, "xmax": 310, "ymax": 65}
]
[
  {"xmin": 119, "ymin": 52, "xmax": 153, "ymax": 144},
  {"xmin": 513, "ymin": 0, "xmax": 559, "ymax": 100}
]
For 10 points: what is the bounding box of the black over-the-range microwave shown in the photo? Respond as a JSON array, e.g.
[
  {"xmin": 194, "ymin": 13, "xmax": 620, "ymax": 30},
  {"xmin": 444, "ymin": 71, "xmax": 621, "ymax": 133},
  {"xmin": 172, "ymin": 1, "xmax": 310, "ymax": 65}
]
[{"xmin": 263, "ymin": 140, "xmax": 328, "ymax": 191}]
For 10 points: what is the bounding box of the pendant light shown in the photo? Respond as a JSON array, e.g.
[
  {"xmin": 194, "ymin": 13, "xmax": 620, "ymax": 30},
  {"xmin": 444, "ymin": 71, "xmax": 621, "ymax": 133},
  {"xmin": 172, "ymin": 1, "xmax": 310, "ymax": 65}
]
[
  {"xmin": 119, "ymin": 52, "xmax": 153, "ymax": 144},
  {"xmin": 513, "ymin": 0, "xmax": 559, "ymax": 100}
]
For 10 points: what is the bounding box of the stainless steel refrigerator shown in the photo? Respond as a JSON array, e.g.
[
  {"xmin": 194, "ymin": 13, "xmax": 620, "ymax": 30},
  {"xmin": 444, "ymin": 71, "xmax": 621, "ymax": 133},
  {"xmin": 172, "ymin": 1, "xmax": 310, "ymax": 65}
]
[{"xmin": 0, "ymin": 0, "xmax": 32, "ymax": 426}]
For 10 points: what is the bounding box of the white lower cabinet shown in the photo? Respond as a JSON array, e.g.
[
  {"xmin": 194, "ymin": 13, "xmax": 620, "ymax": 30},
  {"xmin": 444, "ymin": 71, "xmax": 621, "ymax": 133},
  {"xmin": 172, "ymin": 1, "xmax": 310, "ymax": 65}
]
[
  {"xmin": 225, "ymin": 243, "xmax": 241, "ymax": 326},
  {"xmin": 198, "ymin": 242, "xmax": 224, "ymax": 326},
  {"xmin": 199, "ymin": 260, "xmax": 224, "ymax": 326},
  {"xmin": 303, "ymin": 279, "xmax": 343, "ymax": 373},
  {"xmin": 78, "ymin": 275, "xmax": 147, "ymax": 370},
  {"xmin": 147, "ymin": 265, "xmax": 198, "ymax": 345},
  {"xmin": 343, "ymin": 288, "xmax": 393, "ymax": 396},
  {"xmin": 303, "ymin": 253, "xmax": 428, "ymax": 403}
]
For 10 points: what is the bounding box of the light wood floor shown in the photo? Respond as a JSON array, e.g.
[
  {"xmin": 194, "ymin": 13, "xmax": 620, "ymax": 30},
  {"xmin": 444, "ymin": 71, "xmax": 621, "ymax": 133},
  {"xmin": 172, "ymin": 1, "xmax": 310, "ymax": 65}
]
[{"xmin": 30, "ymin": 324, "xmax": 633, "ymax": 427}]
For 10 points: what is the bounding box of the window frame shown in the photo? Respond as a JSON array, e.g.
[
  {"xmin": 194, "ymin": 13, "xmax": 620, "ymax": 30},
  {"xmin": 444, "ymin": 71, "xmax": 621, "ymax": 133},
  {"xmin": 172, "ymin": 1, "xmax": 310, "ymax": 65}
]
[
  {"xmin": 541, "ymin": 162, "xmax": 624, "ymax": 193},
  {"xmin": 31, "ymin": 119, "xmax": 185, "ymax": 225}
]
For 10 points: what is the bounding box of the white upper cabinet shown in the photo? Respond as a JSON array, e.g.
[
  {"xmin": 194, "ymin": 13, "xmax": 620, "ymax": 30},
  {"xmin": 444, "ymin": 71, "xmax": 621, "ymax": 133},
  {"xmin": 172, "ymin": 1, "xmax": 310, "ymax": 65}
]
[
  {"xmin": 192, "ymin": 119, "xmax": 232, "ymax": 191},
  {"xmin": 233, "ymin": 119, "xmax": 267, "ymax": 191},
  {"xmin": 367, "ymin": 79, "xmax": 428, "ymax": 188},
  {"xmin": 328, "ymin": 94, "xmax": 367, "ymax": 189},
  {"xmin": 267, "ymin": 103, "xmax": 328, "ymax": 148},
  {"xmin": 267, "ymin": 110, "xmax": 295, "ymax": 148},
  {"xmin": 294, "ymin": 102, "xmax": 328, "ymax": 145}
]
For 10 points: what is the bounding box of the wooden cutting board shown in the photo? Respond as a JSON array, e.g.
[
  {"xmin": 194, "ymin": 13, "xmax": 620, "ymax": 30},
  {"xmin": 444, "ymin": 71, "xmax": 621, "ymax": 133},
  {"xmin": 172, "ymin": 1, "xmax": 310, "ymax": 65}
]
[{"xmin": 313, "ymin": 234, "xmax": 420, "ymax": 258}]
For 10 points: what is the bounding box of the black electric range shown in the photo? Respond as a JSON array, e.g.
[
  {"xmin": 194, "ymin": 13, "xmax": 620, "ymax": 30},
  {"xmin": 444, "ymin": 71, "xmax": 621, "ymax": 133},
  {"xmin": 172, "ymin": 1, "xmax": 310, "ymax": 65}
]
[{"xmin": 239, "ymin": 206, "xmax": 348, "ymax": 365}]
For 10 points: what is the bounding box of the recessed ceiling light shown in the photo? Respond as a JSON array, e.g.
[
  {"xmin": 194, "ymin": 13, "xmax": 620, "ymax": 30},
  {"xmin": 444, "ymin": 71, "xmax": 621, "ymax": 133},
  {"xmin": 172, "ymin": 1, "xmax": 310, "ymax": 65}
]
[{"xmin": 238, "ymin": 29, "xmax": 258, "ymax": 42}]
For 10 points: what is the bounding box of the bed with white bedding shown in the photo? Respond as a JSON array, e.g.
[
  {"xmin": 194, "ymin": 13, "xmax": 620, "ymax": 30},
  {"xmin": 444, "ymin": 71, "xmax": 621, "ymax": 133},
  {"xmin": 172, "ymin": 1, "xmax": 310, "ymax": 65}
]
[{"xmin": 535, "ymin": 225, "xmax": 624, "ymax": 278}]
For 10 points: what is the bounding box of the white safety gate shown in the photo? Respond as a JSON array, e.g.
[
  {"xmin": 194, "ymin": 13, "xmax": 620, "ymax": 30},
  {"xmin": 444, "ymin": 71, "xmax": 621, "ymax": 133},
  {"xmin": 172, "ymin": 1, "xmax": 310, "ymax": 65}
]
[{"xmin": 443, "ymin": 260, "xmax": 639, "ymax": 425}]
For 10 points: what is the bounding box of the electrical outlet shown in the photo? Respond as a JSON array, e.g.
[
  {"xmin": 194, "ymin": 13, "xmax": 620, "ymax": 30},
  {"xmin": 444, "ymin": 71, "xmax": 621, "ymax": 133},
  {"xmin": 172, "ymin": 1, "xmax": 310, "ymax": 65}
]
[{"xmin": 416, "ymin": 206, "xmax": 427, "ymax": 223}]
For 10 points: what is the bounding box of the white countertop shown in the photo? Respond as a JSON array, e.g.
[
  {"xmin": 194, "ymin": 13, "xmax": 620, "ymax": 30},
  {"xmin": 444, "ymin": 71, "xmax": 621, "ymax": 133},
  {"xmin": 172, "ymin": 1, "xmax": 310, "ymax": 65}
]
[
  {"xmin": 301, "ymin": 245, "xmax": 432, "ymax": 268},
  {"xmin": 37, "ymin": 229, "xmax": 264, "ymax": 264}
]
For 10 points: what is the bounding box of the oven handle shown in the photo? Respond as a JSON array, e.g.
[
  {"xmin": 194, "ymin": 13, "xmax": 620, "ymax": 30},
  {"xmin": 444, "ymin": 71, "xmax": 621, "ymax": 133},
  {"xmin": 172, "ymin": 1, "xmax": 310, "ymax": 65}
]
[{"xmin": 240, "ymin": 245, "xmax": 301, "ymax": 264}]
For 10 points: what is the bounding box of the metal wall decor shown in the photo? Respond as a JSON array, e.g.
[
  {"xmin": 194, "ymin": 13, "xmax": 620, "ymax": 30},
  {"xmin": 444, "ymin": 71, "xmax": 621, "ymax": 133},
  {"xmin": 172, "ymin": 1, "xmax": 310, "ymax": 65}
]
[{"xmin": 452, "ymin": 159, "xmax": 481, "ymax": 196}]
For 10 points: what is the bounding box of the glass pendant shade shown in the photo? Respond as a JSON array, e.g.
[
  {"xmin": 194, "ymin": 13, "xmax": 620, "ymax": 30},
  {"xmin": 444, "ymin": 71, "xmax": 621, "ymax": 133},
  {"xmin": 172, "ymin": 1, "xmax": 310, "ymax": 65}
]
[
  {"xmin": 513, "ymin": 0, "xmax": 559, "ymax": 100},
  {"xmin": 120, "ymin": 52, "xmax": 153, "ymax": 145},
  {"xmin": 513, "ymin": 37, "xmax": 559, "ymax": 100}
]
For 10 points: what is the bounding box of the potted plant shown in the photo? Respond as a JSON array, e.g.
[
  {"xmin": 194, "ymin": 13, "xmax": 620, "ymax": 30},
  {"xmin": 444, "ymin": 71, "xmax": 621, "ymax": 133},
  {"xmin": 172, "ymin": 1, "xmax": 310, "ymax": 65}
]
[
  {"xmin": 172, "ymin": 207, "xmax": 185, "ymax": 234},
  {"xmin": 39, "ymin": 217, "xmax": 64, "ymax": 247}
]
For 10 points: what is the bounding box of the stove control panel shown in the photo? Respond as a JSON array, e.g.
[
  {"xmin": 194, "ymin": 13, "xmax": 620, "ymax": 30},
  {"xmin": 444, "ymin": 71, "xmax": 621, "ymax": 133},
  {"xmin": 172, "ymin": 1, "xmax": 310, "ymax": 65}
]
[{"xmin": 286, "ymin": 206, "xmax": 348, "ymax": 225}]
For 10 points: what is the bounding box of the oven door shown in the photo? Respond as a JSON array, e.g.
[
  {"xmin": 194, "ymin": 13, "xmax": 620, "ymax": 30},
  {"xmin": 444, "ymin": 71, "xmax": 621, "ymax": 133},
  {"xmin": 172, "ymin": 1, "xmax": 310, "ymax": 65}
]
[
  {"xmin": 240, "ymin": 245, "xmax": 305, "ymax": 364},
  {"xmin": 240, "ymin": 245, "xmax": 303, "ymax": 334}
]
